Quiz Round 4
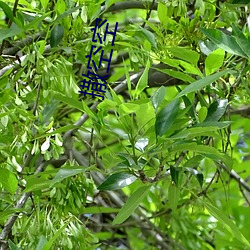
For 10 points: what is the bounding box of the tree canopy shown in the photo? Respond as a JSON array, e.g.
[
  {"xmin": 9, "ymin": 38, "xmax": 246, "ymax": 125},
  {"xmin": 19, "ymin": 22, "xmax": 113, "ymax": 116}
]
[{"xmin": 1, "ymin": 0, "xmax": 250, "ymax": 249}]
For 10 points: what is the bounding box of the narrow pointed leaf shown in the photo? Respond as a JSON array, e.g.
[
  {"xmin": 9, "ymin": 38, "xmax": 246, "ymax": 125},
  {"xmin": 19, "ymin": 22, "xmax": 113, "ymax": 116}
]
[
  {"xmin": 168, "ymin": 183, "xmax": 180, "ymax": 210},
  {"xmin": 177, "ymin": 70, "xmax": 230, "ymax": 98},
  {"xmin": 203, "ymin": 201, "xmax": 250, "ymax": 248},
  {"xmin": 113, "ymin": 185, "xmax": 151, "ymax": 224}
]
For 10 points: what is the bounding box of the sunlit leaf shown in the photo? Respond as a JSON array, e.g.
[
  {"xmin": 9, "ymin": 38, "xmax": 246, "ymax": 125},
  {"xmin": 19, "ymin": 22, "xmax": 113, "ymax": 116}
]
[
  {"xmin": 205, "ymin": 49, "xmax": 225, "ymax": 75},
  {"xmin": 168, "ymin": 47, "xmax": 200, "ymax": 65},
  {"xmin": 98, "ymin": 172, "xmax": 137, "ymax": 191},
  {"xmin": 0, "ymin": 168, "xmax": 18, "ymax": 194}
]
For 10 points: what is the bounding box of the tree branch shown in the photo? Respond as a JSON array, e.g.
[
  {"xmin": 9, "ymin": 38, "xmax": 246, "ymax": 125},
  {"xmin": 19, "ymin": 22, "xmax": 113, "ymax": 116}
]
[
  {"xmin": 219, "ymin": 163, "xmax": 250, "ymax": 193},
  {"xmin": 0, "ymin": 161, "xmax": 48, "ymax": 241}
]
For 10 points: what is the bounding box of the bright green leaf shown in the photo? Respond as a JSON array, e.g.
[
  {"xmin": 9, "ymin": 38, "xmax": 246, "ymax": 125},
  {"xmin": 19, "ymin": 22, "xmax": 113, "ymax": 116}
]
[
  {"xmin": 0, "ymin": 168, "xmax": 18, "ymax": 194},
  {"xmin": 198, "ymin": 106, "xmax": 208, "ymax": 122},
  {"xmin": 119, "ymin": 103, "xmax": 140, "ymax": 115},
  {"xmin": 168, "ymin": 47, "xmax": 200, "ymax": 65},
  {"xmin": 205, "ymin": 49, "xmax": 225, "ymax": 75},
  {"xmin": 158, "ymin": 2, "xmax": 168, "ymax": 24}
]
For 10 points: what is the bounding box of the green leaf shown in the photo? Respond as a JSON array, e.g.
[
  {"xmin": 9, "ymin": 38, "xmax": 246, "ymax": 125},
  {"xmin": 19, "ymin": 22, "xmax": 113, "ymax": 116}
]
[
  {"xmin": 205, "ymin": 99, "xmax": 228, "ymax": 122},
  {"xmin": 170, "ymin": 166, "xmax": 180, "ymax": 186},
  {"xmin": 0, "ymin": 168, "xmax": 18, "ymax": 194},
  {"xmin": 203, "ymin": 201, "xmax": 250, "ymax": 248},
  {"xmin": 205, "ymin": 49, "xmax": 225, "ymax": 75},
  {"xmin": 234, "ymin": 35, "xmax": 250, "ymax": 58},
  {"xmin": 156, "ymin": 68, "xmax": 195, "ymax": 83},
  {"xmin": 183, "ymin": 155, "xmax": 204, "ymax": 168},
  {"xmin": 98, "ymin": 172, "xmax": 137, "ymax": 191},
  {"xmin": 119, "ymin": 103, "xmax": 140, "ymax": 115},
  {"xmin": 170, "ymin": 143, "xmax": 229, "ymax": 165},
  {"xmin": 168, "ymin": 182, "xmax": 180, "ymax": 210},
  {"xmin": 151, "ymin": 86, "xmax": 166, "ymax": 111},
  {"xmin": 54, "ymin": 5, "xmax": 83, "ymax": 24},
  {"xmin": 112, "ymin": 185, "xmax": 151, "ymax": 224},
  {"xmin": 0, "ymin": 25, "xmax": 23, "ymax": 42},
  {"xmin": 170, "ymin": 126, "xmax": 220, "ymax": 139},
  {"xmin": 53, "ymin": 92, "xmax": 85, "ymax": 112},
  {"xmin": 40, "ymin": 0, "xmax": 49, "ymax": 9},
  {"xmin": 0, "ymin": 209, "xmax": 23, "ymax": 223},
  {"xmin": 9, "ymin": 241, "xmax": 22, "ymax": 250},
  {"xmin": 41, "ymin": 100, "xmax": 60, "ymax": 125},
  {"xmin": 50, "ymin": 24, "xmax": 64, "ymax": 47},
  {"xmin": 176, "ymin": 70, "xmax": 231, "ymax": 98},
  {"xmin": 0, "ymin": 1, "xmax": 14, "ymax": 21},
  {"xmin": 136, "ymin": 27, "xmax": 157, "ymax": 49},
  {"xmin": 42, "ymin": 223, "xmax": 69, "ymax": 250},
  {"xmin": 134, "ymin": 59, "xmax": 150, "ymax": 98},
  {"xmin": 36, "ymin": 235, "xmax": 48, "ymax": 250},
  {"xmin": 158, "ymin": 2, "xmax": 168, "ymax": 24},
  {"xmin": 155, "ymin": 99, "xmax": 179, "ymax": 137},
  {"xmin": 24, "ymin": 177, "xmax": 51, "ymax": 192},
  {"xmin": 185, "ymin": 167, "xmax": 204, "ymax": 187},
  {"xmin": 80, "ymin": 206, "xmax": 120, "ymax": 214},
  {"xmin": 198, "ymin": 106, "xmax": 208, "ymax": 122},
  {"xmin": 51, "ymin": 167, "xmax": 86, "ymax": 186},
  {"xmin": 33, "ymin": 125, "xmax": 79, "ymax": 140},
  {"xmin": 200, "ymin": 28, "xmax": 247, "ymax": 58},
  {"xmin": 168, "ymin": 47, "xmax": 200, "ymax": 65},
  {"xmin": 194, "ymin": 121, "xmax": 231, "ymax": 129}
]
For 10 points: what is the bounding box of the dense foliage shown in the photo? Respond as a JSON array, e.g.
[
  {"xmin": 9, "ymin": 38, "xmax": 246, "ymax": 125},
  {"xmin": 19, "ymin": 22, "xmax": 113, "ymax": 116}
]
[{"xmin": 1, "ymin": 0, "xmax": 250, "ymax": 249}]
